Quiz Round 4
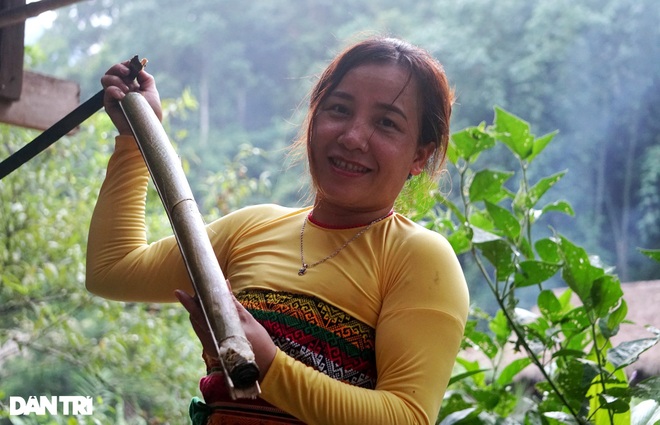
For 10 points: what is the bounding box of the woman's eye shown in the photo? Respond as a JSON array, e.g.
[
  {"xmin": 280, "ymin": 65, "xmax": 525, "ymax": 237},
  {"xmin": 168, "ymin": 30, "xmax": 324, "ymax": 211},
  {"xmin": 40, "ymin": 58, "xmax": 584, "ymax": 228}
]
[
  {"xmin": 379, "ymin": 117, "xmax": 398, "ymax": 129},
  {"xmin": 330, "ymin": 104, "xmax": 350, "ymax": 115}
]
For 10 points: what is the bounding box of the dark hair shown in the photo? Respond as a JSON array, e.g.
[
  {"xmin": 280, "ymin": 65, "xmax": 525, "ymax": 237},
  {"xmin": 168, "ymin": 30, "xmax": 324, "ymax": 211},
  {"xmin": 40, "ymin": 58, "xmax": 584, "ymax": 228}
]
[{"xmin": 294, "ymin": 37, "xmax": 454, "ymax": 186}]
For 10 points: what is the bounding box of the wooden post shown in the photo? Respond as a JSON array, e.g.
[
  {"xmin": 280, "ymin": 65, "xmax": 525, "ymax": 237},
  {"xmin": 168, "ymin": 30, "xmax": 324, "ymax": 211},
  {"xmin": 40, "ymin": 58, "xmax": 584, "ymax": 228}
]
[{"xmin": 0, "ymin": 0, "xmax": 24, "ymax": 101}]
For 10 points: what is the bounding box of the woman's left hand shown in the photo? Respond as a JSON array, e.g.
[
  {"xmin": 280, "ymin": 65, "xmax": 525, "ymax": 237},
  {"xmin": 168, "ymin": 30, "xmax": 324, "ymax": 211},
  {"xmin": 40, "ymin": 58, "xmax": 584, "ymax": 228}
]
[{"xmin": 175, "ymin": 287, "xmax": 277, "ymax": 381}]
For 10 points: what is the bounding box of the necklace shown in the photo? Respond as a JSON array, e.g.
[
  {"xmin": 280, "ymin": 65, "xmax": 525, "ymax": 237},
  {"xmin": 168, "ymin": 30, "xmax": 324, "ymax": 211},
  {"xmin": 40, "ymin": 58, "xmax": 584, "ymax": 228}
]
[{"xmin": 298, "ymin": 210, "xmax": 393, "ymax": 276}]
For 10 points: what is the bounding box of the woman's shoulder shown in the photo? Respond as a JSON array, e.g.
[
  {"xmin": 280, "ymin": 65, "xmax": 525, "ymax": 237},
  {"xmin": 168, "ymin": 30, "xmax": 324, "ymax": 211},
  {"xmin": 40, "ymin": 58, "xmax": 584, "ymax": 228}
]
[
  {"xmin": 388, "ymin": 213, "xmax": 453, "ymax": 251},
  {"xmin": 214, "ymin": 204, "xmax": 310, "ymax": 230}
]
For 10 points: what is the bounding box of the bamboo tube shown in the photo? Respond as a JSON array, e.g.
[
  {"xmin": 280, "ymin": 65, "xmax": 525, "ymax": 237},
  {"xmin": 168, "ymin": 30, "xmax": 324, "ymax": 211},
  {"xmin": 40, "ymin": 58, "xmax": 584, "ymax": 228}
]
[{"xmin": 119, "ymin": 92, "xmax": 260, "ymax": 399}]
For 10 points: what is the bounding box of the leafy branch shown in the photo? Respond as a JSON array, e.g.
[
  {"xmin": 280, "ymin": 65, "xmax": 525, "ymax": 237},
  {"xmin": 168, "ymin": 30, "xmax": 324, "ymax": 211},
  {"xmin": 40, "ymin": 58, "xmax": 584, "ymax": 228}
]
[{"xmin": 417, "ymin": 107, "xmax": 660, "ymax": 425}]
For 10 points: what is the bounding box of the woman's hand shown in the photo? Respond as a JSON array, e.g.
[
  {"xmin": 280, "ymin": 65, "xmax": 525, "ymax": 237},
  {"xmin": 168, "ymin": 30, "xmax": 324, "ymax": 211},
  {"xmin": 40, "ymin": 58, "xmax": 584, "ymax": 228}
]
[
  {"xmin": 100, "ymin": 61, "xmax": 162, "ymax": 136},
  {"xmin": 174, "ymin": 287, "xmax": 277, "ymax": 382}
]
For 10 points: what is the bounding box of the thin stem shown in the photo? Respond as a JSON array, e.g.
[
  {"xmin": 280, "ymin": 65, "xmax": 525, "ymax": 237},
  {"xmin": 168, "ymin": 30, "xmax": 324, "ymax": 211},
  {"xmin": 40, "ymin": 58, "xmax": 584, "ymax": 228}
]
[
  {"xmin": 586, "ymin": 321, "xmax": 615, "ymax": 424},
  {"xmin": 466, "ymin": 215, "xmax": 585, "ymax": 424}
]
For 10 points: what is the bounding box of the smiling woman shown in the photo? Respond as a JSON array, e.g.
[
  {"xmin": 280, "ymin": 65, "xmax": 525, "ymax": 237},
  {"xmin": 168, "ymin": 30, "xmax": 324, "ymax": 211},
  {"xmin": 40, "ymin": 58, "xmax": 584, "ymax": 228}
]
[
  {"xmin": 86, "ymin": 36, "xmax": 468, "ymax": 425},
  {"xmin": 308, "ymin": 62, "xmax": 431, "ymax": 224}
]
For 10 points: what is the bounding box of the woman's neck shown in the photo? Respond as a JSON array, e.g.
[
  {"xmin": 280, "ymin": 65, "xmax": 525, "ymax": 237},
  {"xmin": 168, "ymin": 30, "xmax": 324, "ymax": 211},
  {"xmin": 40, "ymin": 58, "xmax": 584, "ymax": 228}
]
[{"xmin": 310, "ymin": 200, "xmax": 394, "ymax": 229}]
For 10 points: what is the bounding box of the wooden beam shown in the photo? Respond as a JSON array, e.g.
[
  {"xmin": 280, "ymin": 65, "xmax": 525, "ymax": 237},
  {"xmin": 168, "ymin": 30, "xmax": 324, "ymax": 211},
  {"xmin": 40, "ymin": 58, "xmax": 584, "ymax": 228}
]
[
  {"xmin": 0, "ymin": 69, "xmax": 79, "ymax": 131},
  {"xmin": 0, "ymin": 0, "xmax": 87, "ymax": 29},
  {"xmin": 0, "ymin": 0, "xmax": 25, "ymax": 100}
]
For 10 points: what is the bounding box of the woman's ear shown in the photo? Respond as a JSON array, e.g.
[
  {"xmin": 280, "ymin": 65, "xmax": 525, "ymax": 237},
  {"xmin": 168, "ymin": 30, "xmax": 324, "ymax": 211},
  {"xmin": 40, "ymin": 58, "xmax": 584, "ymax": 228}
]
[{"xmin": 409, "ymin": 143, "xmax": 435, "ymax": 176}]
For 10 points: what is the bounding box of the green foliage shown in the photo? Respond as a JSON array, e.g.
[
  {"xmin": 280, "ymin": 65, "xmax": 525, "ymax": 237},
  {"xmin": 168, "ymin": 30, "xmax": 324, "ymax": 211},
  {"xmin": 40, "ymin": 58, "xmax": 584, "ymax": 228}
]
[
  {"xmin": 28, "ymin": 0, "xmax": 660, "ymax": 282},
  {"xmin": 414, "ymin": 108, "xmax": 660, "ymax": 425},
  {"xmin": 0, "ymin": 96, "xmax": 264, "ymax": 423}
]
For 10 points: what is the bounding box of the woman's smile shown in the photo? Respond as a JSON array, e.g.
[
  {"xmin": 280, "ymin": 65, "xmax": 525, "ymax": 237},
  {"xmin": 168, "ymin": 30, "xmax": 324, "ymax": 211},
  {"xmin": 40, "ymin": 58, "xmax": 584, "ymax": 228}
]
[{"xmin": 329, "ymin": 156, "xmax": 372, "ymax": 175}]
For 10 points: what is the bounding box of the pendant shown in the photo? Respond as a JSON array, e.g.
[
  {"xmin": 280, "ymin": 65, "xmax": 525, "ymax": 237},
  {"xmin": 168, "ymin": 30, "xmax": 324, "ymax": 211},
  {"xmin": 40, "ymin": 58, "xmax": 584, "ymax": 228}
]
[{"xmin": 298, "ymin": 264, "xmax": 308, "ymax": 276}]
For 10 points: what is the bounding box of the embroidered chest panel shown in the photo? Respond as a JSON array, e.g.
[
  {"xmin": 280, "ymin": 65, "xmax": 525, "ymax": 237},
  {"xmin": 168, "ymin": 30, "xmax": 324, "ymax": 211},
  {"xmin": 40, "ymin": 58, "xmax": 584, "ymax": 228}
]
[{"xmin": 237, "ymin": 289, "xmax": 377, "ymax": 389}]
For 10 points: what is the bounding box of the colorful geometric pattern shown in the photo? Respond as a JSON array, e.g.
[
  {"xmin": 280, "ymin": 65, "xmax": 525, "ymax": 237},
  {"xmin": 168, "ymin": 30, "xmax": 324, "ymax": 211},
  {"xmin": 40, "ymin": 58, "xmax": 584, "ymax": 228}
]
[
  {"xmin": 191, "ymin": 289, "xmax": 378, "ymax": 424},
  {"xmin": 237, "ymin": 289, "xmax": 377, "ymax": 389}
]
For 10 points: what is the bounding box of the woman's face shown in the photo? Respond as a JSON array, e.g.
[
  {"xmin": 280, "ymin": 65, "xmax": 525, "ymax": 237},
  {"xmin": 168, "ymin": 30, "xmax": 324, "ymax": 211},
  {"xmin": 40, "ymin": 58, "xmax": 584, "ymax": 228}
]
[{"xmin": 309, "ymin": 62, "xmax": 433, "ymax": 216}]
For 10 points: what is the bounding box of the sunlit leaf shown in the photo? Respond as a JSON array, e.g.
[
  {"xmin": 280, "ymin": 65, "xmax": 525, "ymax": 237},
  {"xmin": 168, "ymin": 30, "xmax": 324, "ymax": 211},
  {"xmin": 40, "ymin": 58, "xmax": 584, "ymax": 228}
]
[
  {"xmin": 599, "ymin": 392, "xmax": 631, "ymax": 414},
  {"xmin": 448, "ymin": 369, "xmax": 490, "ymax": 386},
  {"xmin": 496, "ymin": 357, "xmax": 532, "ymax": 386},
  {"xmin": 608, "ymin": 337, "xmax": 660, "ymax": 370},
  {"xmin": 489, "ymin": 309, "xmax": 511, "ymax": 346},
  {"xmin": 638, "ymin": 248, "xmax": 660, "ymax": 262},
  {"xmin": 528, "ymin": 130, "xmax": 558, "ymax": 163},
  {"xmin": 450, "ymin": 124, "xmax": 496, "ymax": 163},
  {"xmin": 439, "ymin": 407, "xmax": 478, "ymax": 425},
  {"xmin": 467, "ymin": 329, "xmax": 500, "ymax": 360},
  {"xmin": 558, "ymin": 236, "xmax": 604, "ymax": 303},
  {"xmin": 525, "ymin": 171, "xmax": 567, "ymax": 209},
  {"xmin": 543, "ymin": 411, "xmax": 579, "ymax": 425},
  {"xmin": 475, "ymin": 238, "xmax": 516, "ymax": 281},
  {"xmin": 514, "ymin": 260, "xmax": 561, "ymax": 288},
  {"xmin": 631, "ymin": 399, "xmax": 660, "ymax": 425},
  {"xmin": 538, "ymin": 289, "xmax": 562, "ymax": 320},
  {"xmin": 485, "ymin": 201, "xmax": 521, "ymax": 239},
  {"xmin": 630, "ymin": 376, "xmax": 660, "ymax": 402},
  {"xmin": 447, "ymin": 226, "xmax": 472, "ymax": 255},
  {"xmin": 590, "ymin": 275, "xmax": 623, "ymax": 317},
  {"xmin": 535, "ymin": 237, "xmax": 562, "ymax": 263},
  {"xmin": 494, "ymin": 107, "xmax": 534, "ymax": 159},
  {"xmin": 540, "ymin": 200, "xmax": 575, "ymax": 217},
  {"xmin": 469, "ymin": 169, "xmax": 515, "ymax": 203},
  {"xmin": 607, "ymin": 299, "xmax": 628, "ymax": 330}
]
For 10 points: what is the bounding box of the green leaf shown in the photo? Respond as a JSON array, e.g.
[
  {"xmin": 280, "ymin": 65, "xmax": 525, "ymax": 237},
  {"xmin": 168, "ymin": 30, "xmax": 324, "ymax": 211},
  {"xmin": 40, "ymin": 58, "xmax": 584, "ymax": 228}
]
[
  {"xmin": 439, "ymin": 408, "xmax": 478, "ymax": 425},
  {"xmin": 489, "ymin": 309, "xmax": 511, "ymax": 346},
  {"xmin": 589, "ymin": 275, "xmax": 623, "ymax": 317},
  {"xmin": 470, "ymin": 226, "xmax": 502, "ymax": 243},
  {"xmin": 475, "ymin": 239, "xmax": 516, "ymax": 282},
  {"xmin": 447, "ymin": 226, "xmax": 472, "ymax": 255},
  {"xmin": 638, "ymin": 248, "xmax": 660, "ymax": 262},
  {"xmin": 467, "ymin": 329, "xmax": 500, "ymax": 360},
  {"xmin": 516, "ymin": 171, "xmax": 567, "ymax": 211},
  {"xmin": 469, "ymin": 209, "xmax": 496, "ymax": 232},
  {"xmin": 496, "ymin": 357, "xmax": 532, "ymax": 386},
  {"xmin": 528, "ymin": 130, "xmax": 558, "ymax": 163},
  {"xmin": 535, "ymin": 237, "xmax": 562, "ymax": 263},
  {"xmin": 448, "ymin": 369, "xmax": 490, "ymax": 386},
  {"xmin": 598, "ymin": 392, "xmax": 631, "ymax": 414},
  {"xmin": 599, "ymin": 316, "xmax": 621, "ymax": 339},
  {"xmin": 543, "ymin": 411, "xmax": 579, "ymax": 425},
  {"xmin": 494, "ymin": 107, "xmax": 534, "ymax": 159},
  {"xmin": 551, "ymin": 349, "xmax": 586, "ymax": 359},
  {"xmin": 540, "ymin": 200, "xmax": 575, "ymax": 217},
  {"xmin": 607, "ymin": 299, "xmax": 628, "ymax": 330},
  {"xmin": 514, "ymin": 260, "xmax": 561, "ymax": 288},
  {"xmin": 631, "ymin": 399, "xmax": 660, "ymax": 425},
  {"xmin": 607, "ymin": 337, "xmax": 660, "ymax": 370},
  {"xmin": 537, "ymin": 289, "xmax": 562, "ymax": 320},
  {"xmin": 485, "ymin": 201, "xmax": 521, "ymax": 239},
  {"xmin": 450, "ymin": 124, "xmax": 496, "ymax": 163},
  {"xmin": 469, "ymin": 169, "xmax": 515, "ymax": 203},
  {"xmin": 630, "ymin": 376, "xmax": 660, "ymax": 402},
  {"xmin": 558, "ymin": 236, "xmax": 604, "ymax": 304}
]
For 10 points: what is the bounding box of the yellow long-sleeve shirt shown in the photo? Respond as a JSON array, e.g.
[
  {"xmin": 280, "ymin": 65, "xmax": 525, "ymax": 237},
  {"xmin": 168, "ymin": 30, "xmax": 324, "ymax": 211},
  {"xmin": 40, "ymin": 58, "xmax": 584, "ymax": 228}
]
[{"xmin": 86, "ymin": 136, "xmax": 469, "ymax": 425}]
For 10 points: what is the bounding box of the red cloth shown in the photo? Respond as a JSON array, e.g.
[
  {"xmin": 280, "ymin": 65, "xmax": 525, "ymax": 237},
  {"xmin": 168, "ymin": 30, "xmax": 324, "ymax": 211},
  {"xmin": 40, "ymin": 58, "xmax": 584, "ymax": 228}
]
[{"xmin": 200, "ymin": 372, "xmax": 304, "ymax": 425}]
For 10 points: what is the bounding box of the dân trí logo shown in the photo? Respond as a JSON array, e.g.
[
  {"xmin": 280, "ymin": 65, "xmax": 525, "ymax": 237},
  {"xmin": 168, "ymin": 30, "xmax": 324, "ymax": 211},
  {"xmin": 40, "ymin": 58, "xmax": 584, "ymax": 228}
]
[{"xmin": 9, "ymin": 396, "xmax": 93, "ymax": 416}]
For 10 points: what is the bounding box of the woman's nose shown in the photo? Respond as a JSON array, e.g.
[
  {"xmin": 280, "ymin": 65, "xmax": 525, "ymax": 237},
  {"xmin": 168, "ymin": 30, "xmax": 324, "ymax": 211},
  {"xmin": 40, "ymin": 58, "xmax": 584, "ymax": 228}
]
[{"xmin": 338, "ymin": 119, "xmax": 371, "ymax": 152}]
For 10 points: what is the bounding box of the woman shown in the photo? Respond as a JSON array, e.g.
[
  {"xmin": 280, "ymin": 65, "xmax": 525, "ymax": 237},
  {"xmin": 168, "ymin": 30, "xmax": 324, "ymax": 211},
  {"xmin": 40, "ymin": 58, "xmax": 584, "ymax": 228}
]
[{"xmin": 87, "ymin": 37, "xmax": 469, "ymax": 425}]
